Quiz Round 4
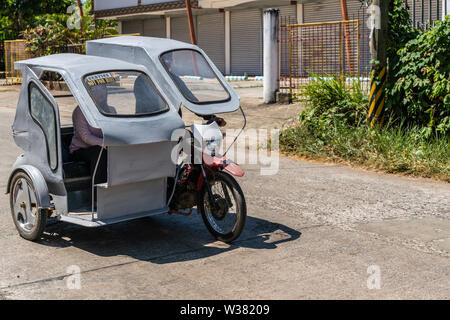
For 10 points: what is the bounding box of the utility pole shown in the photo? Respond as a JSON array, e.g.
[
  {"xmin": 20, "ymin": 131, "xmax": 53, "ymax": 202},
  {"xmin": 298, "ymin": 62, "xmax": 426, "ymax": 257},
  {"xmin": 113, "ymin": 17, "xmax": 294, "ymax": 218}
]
[
  {"xmin": 367, "ymin": 0, "xmax": 389, "ymax": 127},
  {"xmin": 263, "ymin": 9, "xmax": 280, "ymax": 104}
]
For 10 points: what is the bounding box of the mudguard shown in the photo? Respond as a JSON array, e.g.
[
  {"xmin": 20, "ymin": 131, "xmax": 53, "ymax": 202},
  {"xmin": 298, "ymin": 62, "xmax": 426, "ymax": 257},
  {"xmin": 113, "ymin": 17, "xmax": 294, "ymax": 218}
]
[{"xmin": 6, "ymin": 165, "xmax": 52, "ymax": 210}]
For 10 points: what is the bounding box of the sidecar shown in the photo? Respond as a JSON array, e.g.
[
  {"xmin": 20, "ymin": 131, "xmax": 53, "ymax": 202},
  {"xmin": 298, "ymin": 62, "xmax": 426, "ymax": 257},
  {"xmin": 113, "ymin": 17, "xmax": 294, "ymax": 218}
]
[{"xmin": 7, "ymin": 37, "xmax": 240, "ymax": 241}]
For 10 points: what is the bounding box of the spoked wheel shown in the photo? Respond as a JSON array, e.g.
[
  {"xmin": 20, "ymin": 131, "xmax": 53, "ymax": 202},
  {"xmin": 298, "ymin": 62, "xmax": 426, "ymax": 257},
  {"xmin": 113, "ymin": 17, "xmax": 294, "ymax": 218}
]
[
  {"xmin": 9, "ymin": 172, "xmax": 47, "ymax": 241},
  {"xmin": 198, "ymin": 171, "xmax": 246, "ymax": 243}
]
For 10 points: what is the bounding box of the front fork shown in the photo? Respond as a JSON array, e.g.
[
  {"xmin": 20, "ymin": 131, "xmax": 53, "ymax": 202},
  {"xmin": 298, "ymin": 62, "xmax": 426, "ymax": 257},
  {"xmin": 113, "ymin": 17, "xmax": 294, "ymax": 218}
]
[
  {"xmin": 200, "ymin": 164, "xmax": 218, "ymax": 212},
  {"xmin": 200, "ymin": 165, "xmax": 233, "ymax": 210}
]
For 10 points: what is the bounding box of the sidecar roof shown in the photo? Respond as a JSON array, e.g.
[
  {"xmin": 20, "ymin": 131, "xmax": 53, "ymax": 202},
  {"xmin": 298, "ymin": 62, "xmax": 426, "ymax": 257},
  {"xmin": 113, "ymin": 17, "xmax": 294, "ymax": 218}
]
[
  {"xmin": 14, "ymin": 53, "xmax": 184, "ymax": 146},
  {"xmin": 86, "ymin": 36, "xmax": 240, "ymax": 115},
  {"xmin": 15, "ymin": 53, "xmax": 143, "ymax": 76}
]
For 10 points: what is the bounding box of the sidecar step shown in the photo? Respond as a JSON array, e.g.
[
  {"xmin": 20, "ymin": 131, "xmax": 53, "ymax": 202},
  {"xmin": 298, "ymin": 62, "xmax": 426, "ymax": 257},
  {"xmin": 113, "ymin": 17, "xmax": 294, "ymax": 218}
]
[{"xmin": 59, "ymin": 206, "xmax": 169, "ymax": 227}]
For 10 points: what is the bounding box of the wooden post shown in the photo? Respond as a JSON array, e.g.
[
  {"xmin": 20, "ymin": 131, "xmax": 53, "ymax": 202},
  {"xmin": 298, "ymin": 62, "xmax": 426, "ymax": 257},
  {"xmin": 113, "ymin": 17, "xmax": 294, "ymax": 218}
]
[
  {"xmin": 367, "ymin": 0, "xmax": 389, "ymax": 127},
  {"xmin": 185, "ymin": 0, "xmax": 197, "ymax": 45},
  {"xmin": 77, "ymin": 0, "xmax": 84, "ymax": 33}
]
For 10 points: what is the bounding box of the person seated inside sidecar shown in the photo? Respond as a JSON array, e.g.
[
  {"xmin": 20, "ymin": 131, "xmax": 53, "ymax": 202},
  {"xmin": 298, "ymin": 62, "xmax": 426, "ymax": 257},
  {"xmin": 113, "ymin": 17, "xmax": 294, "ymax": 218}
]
[{"xmin": 69, "ymin": 84, "xmax": 114, "ymax": 184}]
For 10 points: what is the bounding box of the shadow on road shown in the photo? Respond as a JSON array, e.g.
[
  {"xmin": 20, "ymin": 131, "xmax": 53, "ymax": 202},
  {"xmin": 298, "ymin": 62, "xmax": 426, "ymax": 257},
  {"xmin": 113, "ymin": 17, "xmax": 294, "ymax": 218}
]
[{"xmin": 39, "ymin": 213, "xmax": 301, "ymax": 264}]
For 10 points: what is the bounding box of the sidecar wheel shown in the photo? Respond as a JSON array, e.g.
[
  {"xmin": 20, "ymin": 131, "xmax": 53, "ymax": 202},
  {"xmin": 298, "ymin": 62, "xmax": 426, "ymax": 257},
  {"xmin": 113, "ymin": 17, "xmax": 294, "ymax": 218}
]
[
  {"xmin": 9, "ymin": 172, "xmax": 48, "ymax": 241},
  {"xmin": 198, "ymin": 171, "xmax": 246, "ymax": 243}
]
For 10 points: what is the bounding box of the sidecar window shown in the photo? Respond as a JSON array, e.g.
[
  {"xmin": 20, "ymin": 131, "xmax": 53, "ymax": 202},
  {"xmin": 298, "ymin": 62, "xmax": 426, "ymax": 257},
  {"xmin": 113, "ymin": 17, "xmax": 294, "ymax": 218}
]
[
  {"xmin": 29, "ymin": 82, "xmax": 58, "ymax": 170},
  {"xmin": 40, "ymin": 71, "xmax": 78, "ymax": 126},
  {"xmin": 160, "ymin": 50, "xmax": 230, "ymax": 104},
  {"xmin": 84, "ymin": 71, "xmax": 168, "ymax": 116}
]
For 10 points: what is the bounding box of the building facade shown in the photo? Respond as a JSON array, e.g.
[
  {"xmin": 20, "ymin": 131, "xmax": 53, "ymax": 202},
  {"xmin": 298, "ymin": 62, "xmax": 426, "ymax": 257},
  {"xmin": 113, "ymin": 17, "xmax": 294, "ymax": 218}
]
[{"xmin": 93, "ymin": 0, "xmax": 449, "ymax": 76}]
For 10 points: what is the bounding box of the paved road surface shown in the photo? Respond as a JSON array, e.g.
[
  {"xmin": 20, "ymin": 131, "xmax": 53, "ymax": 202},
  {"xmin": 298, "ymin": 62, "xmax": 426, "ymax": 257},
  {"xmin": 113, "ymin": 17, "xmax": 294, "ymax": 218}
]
[{"xmin": 0, "ymin": 86, "xmax": 449, "ymax": 299}]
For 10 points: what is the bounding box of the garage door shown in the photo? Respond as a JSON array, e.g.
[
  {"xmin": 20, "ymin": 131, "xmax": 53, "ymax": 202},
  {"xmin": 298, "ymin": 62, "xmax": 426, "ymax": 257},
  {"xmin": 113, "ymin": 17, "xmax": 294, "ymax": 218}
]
[
  {"xmin": 231, "ymin": 8, "xmax": 263, "ymax": 76},
  {"xmin": 122, "ymin": 20, "xmax": 143, "ymax": 34},
  {"xmin": 171, "ymin": 16, "xmax": 196, "ymax": 44},
  {"xmin": 197, "ymin": 13, "xmax": 225, "ymax": 74},
  {"xmin": 143, "ymin": 18, "xmax": 166, "ymax": 38}
]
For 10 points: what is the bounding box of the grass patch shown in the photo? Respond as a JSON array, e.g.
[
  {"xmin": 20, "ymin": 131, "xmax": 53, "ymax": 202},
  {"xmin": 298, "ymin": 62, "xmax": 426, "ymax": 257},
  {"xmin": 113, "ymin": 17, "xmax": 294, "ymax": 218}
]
[
  {"xmin": 280, "ymin": 123, "xmax": 449, "ymax": 181},
  {"xmin": 280, "ymin": 77, "xmax": 449, "ymax": 181}
]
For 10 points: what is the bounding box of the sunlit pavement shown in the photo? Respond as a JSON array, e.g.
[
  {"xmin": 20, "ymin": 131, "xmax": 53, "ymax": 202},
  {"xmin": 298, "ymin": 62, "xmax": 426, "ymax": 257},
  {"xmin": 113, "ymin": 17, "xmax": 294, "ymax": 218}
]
[{"xmin": 0, "ymin": 86, "xmax": 449, "ymax": 299}]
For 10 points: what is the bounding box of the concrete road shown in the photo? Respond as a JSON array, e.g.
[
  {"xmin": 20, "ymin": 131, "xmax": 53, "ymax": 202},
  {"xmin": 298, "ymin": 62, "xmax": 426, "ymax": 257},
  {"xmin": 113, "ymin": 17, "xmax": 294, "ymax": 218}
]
[{"xmin": 0, "ymin": 86, "xmax": 449, "ymax": 299}]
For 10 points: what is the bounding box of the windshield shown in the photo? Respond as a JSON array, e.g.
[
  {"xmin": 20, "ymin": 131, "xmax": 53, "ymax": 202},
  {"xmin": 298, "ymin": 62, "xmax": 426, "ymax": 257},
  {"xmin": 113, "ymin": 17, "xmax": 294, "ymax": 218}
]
[
  {"xmin": 84, "ymin": 71, "xmax": 168, "ymax": 116},
  {"xmin": 160, "ymin": 50, "xmax": 230, "ymax": 104}
]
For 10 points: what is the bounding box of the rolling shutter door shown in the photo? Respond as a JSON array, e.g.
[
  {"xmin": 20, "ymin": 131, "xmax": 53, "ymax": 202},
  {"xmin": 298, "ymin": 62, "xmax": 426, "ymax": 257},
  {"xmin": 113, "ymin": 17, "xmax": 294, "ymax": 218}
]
[
  {"xmin": 304, "ymin": 0, "xmax": 342, "ymax": 23},
  {"xmin": 197, "ymin": 13, "xmax": 225, "ymax": 74},
  {"xmin": 278, "ymin": 4, "xmax": 297, "ymax": 23},
  {"xmin": 231, "ymin": 9, "xmax": 263, "ymax": 76},
  {"xmin": 122, "ymin": 20, "xmax": 143, "ymax": 35},
  {"xmin": 171, "ymin": 16, "xmax": 196, "ymax": 44},
  {"xmin": 143, "ymin": 18, "xmax": 166, "ymax": 38}
]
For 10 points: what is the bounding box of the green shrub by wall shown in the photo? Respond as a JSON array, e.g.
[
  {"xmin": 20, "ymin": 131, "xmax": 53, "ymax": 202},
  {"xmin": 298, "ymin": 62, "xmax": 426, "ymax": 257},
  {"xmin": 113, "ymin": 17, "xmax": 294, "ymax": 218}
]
[{"xmin": 386, "ymin": 11, "xmax": 450, "ymax": 135}]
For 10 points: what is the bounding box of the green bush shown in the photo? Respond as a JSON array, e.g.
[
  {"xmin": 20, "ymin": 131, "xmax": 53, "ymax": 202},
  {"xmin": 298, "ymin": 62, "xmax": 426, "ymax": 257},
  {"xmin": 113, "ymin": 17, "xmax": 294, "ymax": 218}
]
[
  {"xmin": 387, "ymin": 16, "xmax": 450, "ymax": 135},
  {"xmin": 280, "ymin": 76, "xmax": 449, "ymax": 181},
  {"xmin": 299, "ymin": 76, "xmax": 368, "ymax": 127}
]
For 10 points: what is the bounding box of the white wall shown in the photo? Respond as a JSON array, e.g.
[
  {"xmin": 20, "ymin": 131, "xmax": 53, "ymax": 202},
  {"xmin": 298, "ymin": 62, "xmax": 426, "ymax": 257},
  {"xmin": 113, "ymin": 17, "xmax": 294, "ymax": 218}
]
[
  {"xmin": 141, "ymin": 0, "xmax": 180, "ymax": 5},
  {"xmin": 94, "ymin": 0, "xmax": 138, "ymax": 11}
]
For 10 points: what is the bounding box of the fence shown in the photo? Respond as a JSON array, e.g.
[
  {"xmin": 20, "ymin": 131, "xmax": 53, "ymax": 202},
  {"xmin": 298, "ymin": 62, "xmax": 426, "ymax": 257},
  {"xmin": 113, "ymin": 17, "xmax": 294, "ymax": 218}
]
[
  {"xmin": 4, "ymin": 40, "xmax": 32, "ymax": 84},
  {"xmin": 1, "ymin": 31, "xmax": 18, "ymax": 80},
  {"xmin": 3, "ymin": 33, "xmax": 140, "ymax": 85},
  {"xmin": 280, "ymin": 18, "xmax": 370, "ymax": 98},
  {"xmin": 408, "ymin": 0, "xmax": 449, "ymax": 29}
]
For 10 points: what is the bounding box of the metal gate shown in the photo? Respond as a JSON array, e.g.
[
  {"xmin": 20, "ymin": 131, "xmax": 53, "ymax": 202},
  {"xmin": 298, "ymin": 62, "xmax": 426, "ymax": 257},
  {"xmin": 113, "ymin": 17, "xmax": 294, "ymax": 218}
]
[
  {"xmin": 4, "ymin": 40, "xmax": 31, "ymax": 84},
  {"xmin": 280, "ymin": 20, "xmax": 368, "ymax": 96}
]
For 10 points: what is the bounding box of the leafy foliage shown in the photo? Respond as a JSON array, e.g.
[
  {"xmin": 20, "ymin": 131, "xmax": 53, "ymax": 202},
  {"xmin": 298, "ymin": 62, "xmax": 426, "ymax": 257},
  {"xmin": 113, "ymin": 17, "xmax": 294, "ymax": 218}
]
[
  {"xmin": 0, "ymin": 0, "xmax": 72, "ymax": 35},
  {"xmin": 388, "ymin": 17, "xmax": 450, "ymax": 135},
  {"xmin": 299, "ymin": 76, "xmax": 368, "ymax": 128},
  {"xmin": 385, "ymin": 0, "xmax": 450, "ymax": 135},
  {"xmin": 22, "ymin": 1, "xmax": 117, "ymax": 56},
  {"xmin": 279, "ymin": 76, "xmax": 449, "ymax": 181}
]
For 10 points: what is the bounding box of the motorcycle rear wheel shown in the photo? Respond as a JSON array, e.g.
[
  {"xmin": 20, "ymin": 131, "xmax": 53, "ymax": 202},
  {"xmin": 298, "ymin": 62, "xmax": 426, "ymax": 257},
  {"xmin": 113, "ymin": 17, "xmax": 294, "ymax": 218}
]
[{"xmin": 197, "ymin": 171, "xmax": 246, "ymax": 243}]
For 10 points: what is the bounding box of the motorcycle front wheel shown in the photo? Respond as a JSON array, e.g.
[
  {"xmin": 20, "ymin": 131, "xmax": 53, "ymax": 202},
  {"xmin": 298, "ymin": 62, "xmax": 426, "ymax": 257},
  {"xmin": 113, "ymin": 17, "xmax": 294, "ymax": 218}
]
[{"xmin": 197, "ymin": 171, "xmax": 247, "ymax": 243}]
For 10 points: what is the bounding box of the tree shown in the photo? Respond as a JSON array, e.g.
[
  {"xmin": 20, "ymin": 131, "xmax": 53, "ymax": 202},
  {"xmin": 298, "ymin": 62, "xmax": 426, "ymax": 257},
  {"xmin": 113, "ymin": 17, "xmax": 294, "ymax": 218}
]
[
  {"xmin": 22, "ymin": 0, "xmax": 117, "ymax": 56},
  {"xmin": 0, "ymin": 0, "xmax": 72, "ymax": 35}
]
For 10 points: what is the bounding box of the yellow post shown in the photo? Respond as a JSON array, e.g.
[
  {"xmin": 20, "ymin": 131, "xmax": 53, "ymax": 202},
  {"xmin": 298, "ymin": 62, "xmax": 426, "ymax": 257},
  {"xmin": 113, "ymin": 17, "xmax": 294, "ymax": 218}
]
[
  {"xmin": 339, "ymin": 23, "xmax": 342, "ymax": 74},
  {"xmin": 357, "ymin": 20, "xmax": 360, "ymax": 78},
  {"xmin": 4, "ymin": 41, "xmax": 8, "ymax": 84},
  {"xmin": 367, "ymin": 65, "xmax": 387, "ymax": 127},
  {"xmin": 289, "ymin": 26, "xmax": 293, "ymax": 98},
  {"xmin": 367, "ymin": 0, "xmax": 389, "ymax": 127}
]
